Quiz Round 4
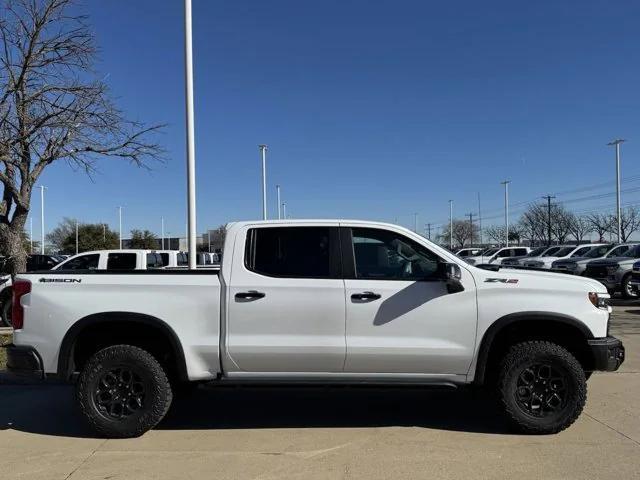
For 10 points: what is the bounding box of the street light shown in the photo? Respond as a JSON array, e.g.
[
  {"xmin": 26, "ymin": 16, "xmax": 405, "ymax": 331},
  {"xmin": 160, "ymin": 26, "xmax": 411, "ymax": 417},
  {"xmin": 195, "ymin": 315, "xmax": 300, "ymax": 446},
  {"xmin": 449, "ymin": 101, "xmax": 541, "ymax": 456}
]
[
  {"xmin": 282, "ymin": 202, "xmax": 287, "ymax": 219},
  {"xmin": 501, "ymin": 180, "xmax": 510, "ymax": 247},
  {"xmin": 607, "ymin": 139, "xmax": 625, "ymax": 242},
  {"xmin": 259, "ymin": 145, "xmax": 268, "ymax": 220},
  {"xmin": 39, "ymin": 185, "xmax": 46, "ymax": 254},
  {"xmin": 118, "ymin": 206, "xmax": 123, "ymax": 249},
  {"xmin": 161, "ymin": 217, "xmax": 165, "ymax": 250},
  {"xmin": 448, "ymin": 200, "xmax": 453, "ymax": 250},
  {"xmin": 184, "ymin": 0, "xmax": 198, "ymax": 269},
  {"xmin": 276, "ymin": 184, "xmax": 281, "ymax": 220},
  {"xmin": 413, "ymin": 213, "xmax": 418, "ymax": 233}
]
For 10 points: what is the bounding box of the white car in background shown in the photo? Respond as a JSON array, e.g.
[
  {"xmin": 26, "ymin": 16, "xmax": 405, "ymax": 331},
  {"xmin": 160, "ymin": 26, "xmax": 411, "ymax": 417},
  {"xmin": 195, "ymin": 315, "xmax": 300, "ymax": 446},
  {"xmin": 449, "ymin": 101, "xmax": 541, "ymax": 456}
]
[
  {"xmin": 520, "ymin": 244, "xmax": 602, "ymax": 269},
  {"xmin": 455, "ymin": 247, "xmax": 483, "ymax": 258},
  {"xmin": 465, "ymin": 246, "xmax": 530, "ymax": 265},
  {"xmin": 54, "ymin": 250, "xmax": 165, "ymax": 271}
]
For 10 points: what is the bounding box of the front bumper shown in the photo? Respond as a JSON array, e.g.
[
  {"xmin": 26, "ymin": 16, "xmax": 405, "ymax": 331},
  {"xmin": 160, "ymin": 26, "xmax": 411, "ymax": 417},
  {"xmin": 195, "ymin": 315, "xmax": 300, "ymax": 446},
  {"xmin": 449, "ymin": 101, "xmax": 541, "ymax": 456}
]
[
  {"xmin": 587, "ymin": 337, "xmax": 625, "ymax": 371},
  {"xmin": 3, "ymin": 344, "xmax": 45, "ymax": 379}
]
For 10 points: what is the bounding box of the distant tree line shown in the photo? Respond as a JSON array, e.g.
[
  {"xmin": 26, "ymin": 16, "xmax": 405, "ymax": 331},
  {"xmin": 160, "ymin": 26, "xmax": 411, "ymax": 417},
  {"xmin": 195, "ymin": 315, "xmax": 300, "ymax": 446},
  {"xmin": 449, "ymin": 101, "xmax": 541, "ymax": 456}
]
[{"xmin": 438, "ymin": 203, "xmax": 640, "ymax": 248}]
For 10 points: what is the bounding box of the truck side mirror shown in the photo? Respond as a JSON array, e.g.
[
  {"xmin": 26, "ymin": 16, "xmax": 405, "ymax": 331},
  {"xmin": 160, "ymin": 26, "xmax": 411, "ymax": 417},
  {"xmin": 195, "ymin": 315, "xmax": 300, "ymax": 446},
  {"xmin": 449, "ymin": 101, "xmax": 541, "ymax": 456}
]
[{"xmin": 440, "ymin": 262, "xmax": 464, "ymax": 294}]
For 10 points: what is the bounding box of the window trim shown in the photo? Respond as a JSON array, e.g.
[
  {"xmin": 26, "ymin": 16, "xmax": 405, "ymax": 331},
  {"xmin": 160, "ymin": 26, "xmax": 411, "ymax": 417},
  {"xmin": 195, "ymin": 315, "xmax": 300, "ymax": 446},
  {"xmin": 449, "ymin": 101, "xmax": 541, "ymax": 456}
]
[
  {"xmin": 59, "ymin": 253, "xmax": 100, "ymax": 270},
  {"xmin": 106, "ymin": 252, "xmax": 138, "ymax": 270},
  {"xmin": 341, "ymin": 227, "xmax": 445, "ymax": 282},
  {"xmin": 244, "ymin": 226, "xmax": 342, "ymax": 279}
]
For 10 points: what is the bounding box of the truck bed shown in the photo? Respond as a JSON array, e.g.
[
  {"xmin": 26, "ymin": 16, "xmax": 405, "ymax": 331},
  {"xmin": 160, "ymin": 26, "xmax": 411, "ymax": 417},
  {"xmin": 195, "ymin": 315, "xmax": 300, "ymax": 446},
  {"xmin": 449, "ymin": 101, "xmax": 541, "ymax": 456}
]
[{"xmin": 15, "ymin": 270, "xmax": 222, "ymax": 381}]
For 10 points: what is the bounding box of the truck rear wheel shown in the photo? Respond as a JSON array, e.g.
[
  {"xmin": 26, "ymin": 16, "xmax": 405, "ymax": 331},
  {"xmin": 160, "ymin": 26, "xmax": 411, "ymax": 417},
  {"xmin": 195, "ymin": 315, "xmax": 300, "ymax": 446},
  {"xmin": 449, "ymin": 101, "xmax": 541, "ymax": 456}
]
[
  {"xmin": 498, "ymin": 341, "xmax": 586, "ymax": 434},
  {"xmin": 76, "ymin": 345, "xmax": 173, "ymax": 438}
]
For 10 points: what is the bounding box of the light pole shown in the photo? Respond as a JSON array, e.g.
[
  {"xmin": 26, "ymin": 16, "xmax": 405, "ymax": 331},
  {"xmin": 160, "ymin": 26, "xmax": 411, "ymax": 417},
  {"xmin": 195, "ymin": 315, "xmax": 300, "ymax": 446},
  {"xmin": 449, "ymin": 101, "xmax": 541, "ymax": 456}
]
[
  {"xmin": 276, "ymin": 184, "xmax": 281, "ymax": 220},
  {"xmin": 413, "ymin": 213, "xmax": 418, "ymax": 233},
  {"xmin": 39, "ymin": 185, "xmax": 46, "ymax": 254},
  {"xmin": 282, "ymin": 202, "xmax": 287, "ymax": 219},
  {"xmin": 29, "ymin": 217, "xmax": 33, "ymax": 254},
  {"xmin": 118, "ymin": 206, "xmax": 123, "ymax": 249},
  {"xmin": 161, "ymin": 217, "xmax": 165, "ymax": 250},
  {"xmin": 184, "ymin": 0, "xmax": 198, "ymax": 269},
  {"xmin": 259, "ymin": 145, "xmax": 268, "ymax": 220},
  {"xmin": 103, "ymin": 223, "xmax": 106, "ymax": 244},
  {"xmin": 208, "ymin": 228, "xmax": 211, "ymax": 252},
  {"xmin": 608, "ymin": 139, "xmax": 625, "ymax": 242},
  {"xmin": 448, "ymin": 200, "xmax": 453, "ymax": 250},
  {"xmin": 426, "ymin": 223, "xmax": 432, "ymax": 240},
  {"xmin": 542, "ymin": 195, "xmax": 555, "ymax": 246},
  {"xmin": 477, "ymin": 192, "xmax": 482, "ymax": 246},
  {"xmin": 501, "ymin": 180, "xmax": 510, "ymax": 246},
  {"xmin": 75, "ymin": 220, "xmax": 79, "ymax": 255}
]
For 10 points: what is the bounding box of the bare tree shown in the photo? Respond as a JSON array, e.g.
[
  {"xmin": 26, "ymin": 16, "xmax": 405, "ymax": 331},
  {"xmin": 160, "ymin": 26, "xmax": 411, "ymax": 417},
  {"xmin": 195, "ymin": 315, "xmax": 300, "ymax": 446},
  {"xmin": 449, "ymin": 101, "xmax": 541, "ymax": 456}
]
[
  {"xmin": 586, "ymin": 213, "xmax": 611, "ymax": 242},
  {"xmin": 609, "ymin": 207, "xmax": 640, "ymax": 242},
  {"xmin": 567, "ymin": 213, "xmax": 592, "ymax": 242},
  {"xmin": 484, "ymin": 225, "xmax": 505, "ymax": 245},
  {"xmin": 0, "ymin": 0, "xmax": 164, "ymax": 273},
  {"xmin": 439, "ymin": 219, "xmax": 480, "ymax": 248},
  {"xmin": 549, "ymin": 205, "xmax": 573, "ymax": 244}
]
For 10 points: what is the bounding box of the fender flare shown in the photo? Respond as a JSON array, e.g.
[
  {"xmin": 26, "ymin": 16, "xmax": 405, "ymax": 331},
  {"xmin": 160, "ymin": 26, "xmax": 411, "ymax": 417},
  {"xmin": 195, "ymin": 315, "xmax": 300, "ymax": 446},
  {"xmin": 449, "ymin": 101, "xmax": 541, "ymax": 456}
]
[
  {"xmin": 57, "ymin": 311, "xmax": 188, "ymax": 381},
  {"xmin": 473, "ymin": 311, "xmax": 594, "ymax": 385}
]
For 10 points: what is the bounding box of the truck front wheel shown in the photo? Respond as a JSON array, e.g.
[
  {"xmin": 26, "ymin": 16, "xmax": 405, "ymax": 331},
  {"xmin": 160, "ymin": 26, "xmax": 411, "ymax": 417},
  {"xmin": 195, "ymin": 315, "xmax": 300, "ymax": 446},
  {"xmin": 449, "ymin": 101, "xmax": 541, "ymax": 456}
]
[
  {"xmin": 498, "ymin": 341, "xmax": 586, "ymax": 434},
  {"xmin": 76, "ymin": 345, "xmax": 173, "ymax": 438}
]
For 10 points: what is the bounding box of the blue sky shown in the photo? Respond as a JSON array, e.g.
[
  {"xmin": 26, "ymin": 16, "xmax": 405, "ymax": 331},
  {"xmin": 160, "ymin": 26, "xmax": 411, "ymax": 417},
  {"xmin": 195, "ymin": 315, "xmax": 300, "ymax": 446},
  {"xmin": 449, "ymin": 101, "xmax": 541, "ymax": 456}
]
[{"xmin": 34, "ymin": 0, "xmax": 640, "ymax": 239}]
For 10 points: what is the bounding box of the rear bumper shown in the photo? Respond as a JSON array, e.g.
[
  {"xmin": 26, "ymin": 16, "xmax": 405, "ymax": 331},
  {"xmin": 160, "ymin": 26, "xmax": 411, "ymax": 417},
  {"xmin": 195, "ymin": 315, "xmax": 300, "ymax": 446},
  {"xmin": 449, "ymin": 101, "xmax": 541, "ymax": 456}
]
[
  {"xmin": 3, "ymin": 344, "xmax": 45, "ymax": 379},
  {"xmin": 587, "ymin": 337, "xmax": 625, "ymax": 372}
]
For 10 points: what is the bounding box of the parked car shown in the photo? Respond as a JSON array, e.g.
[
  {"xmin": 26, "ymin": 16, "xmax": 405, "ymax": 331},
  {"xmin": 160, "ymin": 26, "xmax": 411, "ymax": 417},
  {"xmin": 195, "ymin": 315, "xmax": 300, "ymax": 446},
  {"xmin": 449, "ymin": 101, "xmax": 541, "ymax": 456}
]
[
  {"xmin": 500, "ymin": 246, "xmax": 554, "ymax": 267},
  {"xmin": 628, "ymin": 260, "xmax": 640, "ymax": 294},
  {"xmin": 156, "ymin": 250, "xmax": 188, "ymax": 268},
  {"xmin": 0, "ymin": 254, "xmax": 62, "ymax": 327},
  {"xmin": 54, "ymin": 250, "xmax": 165, "ymax": 271},
  {"xmin": 520, "ymin": 244, "xmax": 605, "ymax": 270},
  {"xmin": 518, "ymin": 245, "xmax": 567, "ymax": 268},
  {"xmin": 455, "ymin": 247, "xmax": 483, "ymax": 258},
  {"xmin": 4, "ymin": 220, "xmax": 624, "ymax": 438},
  {"xmin": 583, "ymin": 244, "xmax": 640, "ymax": 298},
  {"xmin": 465, "ymin": 246, "xmax": 530, "ymax": 265},
  {"xmin": 551, "ymin": 244, "xmax": 634, "ymax": 275}
]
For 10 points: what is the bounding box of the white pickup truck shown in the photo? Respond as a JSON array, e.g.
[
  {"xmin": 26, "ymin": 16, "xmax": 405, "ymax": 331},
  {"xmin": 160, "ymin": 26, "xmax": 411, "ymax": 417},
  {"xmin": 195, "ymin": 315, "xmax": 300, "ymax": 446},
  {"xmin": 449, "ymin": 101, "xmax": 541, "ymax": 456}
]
[{"xmin": 4, "ymin": 220, "xmax": 624, "ymax": 438}]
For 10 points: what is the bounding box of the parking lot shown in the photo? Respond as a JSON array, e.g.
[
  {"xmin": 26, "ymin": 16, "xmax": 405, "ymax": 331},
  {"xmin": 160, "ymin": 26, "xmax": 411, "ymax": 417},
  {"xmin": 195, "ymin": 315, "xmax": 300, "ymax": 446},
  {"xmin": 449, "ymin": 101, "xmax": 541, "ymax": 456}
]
[{"xmin": 0, "ymin": 305, "xmax": 636, "ymax": 480}]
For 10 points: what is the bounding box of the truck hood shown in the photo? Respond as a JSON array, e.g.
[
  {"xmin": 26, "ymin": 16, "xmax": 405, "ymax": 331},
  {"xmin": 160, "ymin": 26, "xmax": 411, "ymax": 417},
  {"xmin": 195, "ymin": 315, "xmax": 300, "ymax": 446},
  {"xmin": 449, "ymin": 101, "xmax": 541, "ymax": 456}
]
[
  {"xmin": 492, "ymin": 266, "xmax": 607, "ymax": 293},
  {"xmin": 588, "ymin": 257, "xmax": 638, "ymax": 267}
]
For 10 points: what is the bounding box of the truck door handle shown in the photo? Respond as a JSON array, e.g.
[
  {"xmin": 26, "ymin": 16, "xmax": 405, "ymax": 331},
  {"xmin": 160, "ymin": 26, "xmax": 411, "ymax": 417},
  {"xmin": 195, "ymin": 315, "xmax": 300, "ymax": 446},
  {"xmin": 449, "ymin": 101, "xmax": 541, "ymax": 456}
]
[
  {"xmin": 351, "ymin": 291, "xmax": 381, "ymax": 301},
  {"xmin": 235, "ymin": 290, "xmax": 266, "ymax": 300}
]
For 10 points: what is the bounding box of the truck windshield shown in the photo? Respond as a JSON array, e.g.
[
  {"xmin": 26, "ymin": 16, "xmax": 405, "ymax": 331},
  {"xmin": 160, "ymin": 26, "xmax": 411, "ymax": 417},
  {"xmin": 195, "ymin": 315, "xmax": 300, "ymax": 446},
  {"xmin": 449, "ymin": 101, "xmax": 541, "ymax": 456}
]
[
  {"xmin": 482, "ymin": 248, "xmax": 498, "ymax": 256},
  {"xmin": 621, "ymin": 245, "xmax": 640, "ymax": 258},
  {"xmin": 553, "ymin": 247, "xmax": 575, "ymax": 257},
  {"xmin": 541, "ymin": 246, "xmax": 561, "ymax": 256},
  {"xmin": 584, "ymin": 245, "xmax": 614, "ymax": 258}
]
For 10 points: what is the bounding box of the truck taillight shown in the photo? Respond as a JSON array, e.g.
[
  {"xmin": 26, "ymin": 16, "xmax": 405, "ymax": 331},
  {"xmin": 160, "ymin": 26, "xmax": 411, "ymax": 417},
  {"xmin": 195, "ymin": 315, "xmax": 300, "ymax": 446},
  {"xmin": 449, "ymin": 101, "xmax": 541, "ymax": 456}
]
[{"xmin": 12, "ymin": 279, "xmax": 31, "ymax": 329}]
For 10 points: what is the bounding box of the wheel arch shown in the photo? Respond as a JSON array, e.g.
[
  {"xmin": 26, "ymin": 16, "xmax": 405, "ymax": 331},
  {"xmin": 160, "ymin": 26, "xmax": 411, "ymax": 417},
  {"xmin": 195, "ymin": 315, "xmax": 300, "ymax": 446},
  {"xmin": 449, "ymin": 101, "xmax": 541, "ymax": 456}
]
[
  {"xmin": 57, "ymin": 312, "xmax": 188, "ymax": 382},
  {"xmin": 473, "ymin": 312, "xmax": 594, "ymax": 386}
]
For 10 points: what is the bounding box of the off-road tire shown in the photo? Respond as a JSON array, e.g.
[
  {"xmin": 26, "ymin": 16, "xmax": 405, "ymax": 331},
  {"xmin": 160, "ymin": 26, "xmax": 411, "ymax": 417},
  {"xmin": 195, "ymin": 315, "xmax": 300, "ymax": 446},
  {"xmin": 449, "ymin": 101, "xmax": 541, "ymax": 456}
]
[
  {"xmin": 621, "ymin": 273, "xmax": 638, "ymax": 299},
  {"xmin": 76, "ymin": 345, "xmax": 173, "ymax": 438},
  {"xmin": 498, "ymin": 341, "xmax": 586, "ymax": 434}
]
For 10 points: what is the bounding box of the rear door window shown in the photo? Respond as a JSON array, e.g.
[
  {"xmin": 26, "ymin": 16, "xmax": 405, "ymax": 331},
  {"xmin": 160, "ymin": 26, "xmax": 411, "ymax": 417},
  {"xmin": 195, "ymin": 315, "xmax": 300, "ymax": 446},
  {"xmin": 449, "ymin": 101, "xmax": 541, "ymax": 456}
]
[
  {"xmin": 60, "ymin": 254, "xmax": 100, "ymax": 270},
  {"xmin": 246, "ymin": 226, "xmax": 339, "ymax": 278},
  {"xmin": 107, "ymin": 253, "xmax": 137, "ymax": 270}
]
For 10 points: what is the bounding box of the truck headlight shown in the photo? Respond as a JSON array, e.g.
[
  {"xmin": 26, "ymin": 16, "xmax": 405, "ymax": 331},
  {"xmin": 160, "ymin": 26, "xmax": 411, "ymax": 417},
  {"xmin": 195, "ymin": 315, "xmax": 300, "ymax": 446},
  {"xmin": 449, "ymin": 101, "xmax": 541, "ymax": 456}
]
[{"xmin": 588, "ymin": 292, "xmax": 610, "ymax": 310}]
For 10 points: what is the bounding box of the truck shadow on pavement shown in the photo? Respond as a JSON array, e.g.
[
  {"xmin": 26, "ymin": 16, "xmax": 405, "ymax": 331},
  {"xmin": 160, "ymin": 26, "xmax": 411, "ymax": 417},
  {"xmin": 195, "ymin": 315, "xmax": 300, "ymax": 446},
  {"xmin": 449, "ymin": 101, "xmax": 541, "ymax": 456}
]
[{"xmin": 0, "ymin": 383, "xmax": 514, "ymax": 438}]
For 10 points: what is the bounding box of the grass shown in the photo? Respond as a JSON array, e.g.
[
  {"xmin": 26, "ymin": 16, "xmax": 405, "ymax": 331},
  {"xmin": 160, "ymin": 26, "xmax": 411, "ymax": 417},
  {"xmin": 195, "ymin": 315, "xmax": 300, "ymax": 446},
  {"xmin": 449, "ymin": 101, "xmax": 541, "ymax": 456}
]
[{"xmin": 0, "ymin": 333, "xmax": 11, "ymax": 370}]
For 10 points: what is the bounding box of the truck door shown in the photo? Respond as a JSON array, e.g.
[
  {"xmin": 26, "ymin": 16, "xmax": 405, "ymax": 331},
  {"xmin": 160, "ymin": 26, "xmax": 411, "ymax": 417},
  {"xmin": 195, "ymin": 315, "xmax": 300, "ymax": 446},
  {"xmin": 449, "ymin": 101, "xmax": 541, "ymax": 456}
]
[
  {"xmin": 226, "ymin": 224, "xmax": 346, "ymax": 372},
  {"xmin": 341, "ymin": 226, "xmax": 477, "ymax": 374}
]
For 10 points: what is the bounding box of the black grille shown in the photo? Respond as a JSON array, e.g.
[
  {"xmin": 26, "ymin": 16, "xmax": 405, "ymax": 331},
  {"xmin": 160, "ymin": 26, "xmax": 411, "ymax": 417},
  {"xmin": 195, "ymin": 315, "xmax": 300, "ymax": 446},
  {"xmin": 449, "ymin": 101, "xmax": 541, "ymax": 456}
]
[{"xmin": 585, "ymin": 265, "xmax": 608, "ymax": 278}]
